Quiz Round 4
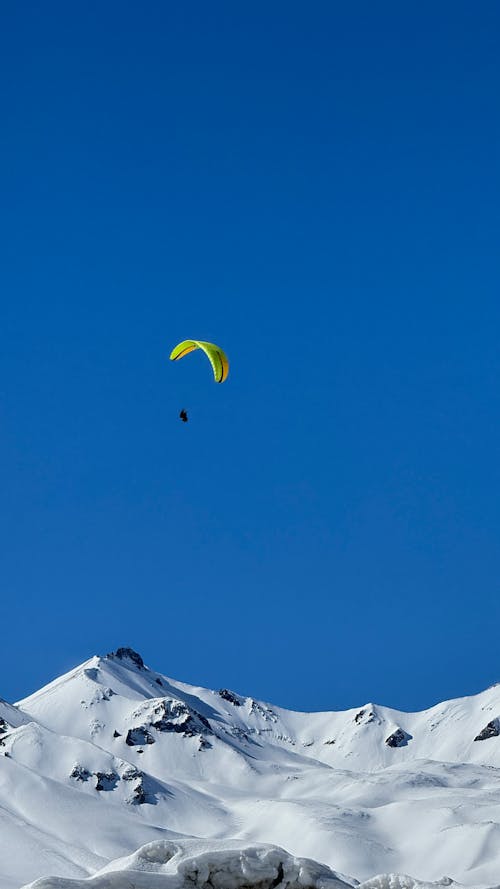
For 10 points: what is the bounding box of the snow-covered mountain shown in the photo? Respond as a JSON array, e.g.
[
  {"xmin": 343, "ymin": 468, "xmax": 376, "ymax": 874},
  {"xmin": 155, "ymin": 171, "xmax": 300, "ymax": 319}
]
[{"xmin": 2, "ymin": 648, "xmax": 500, "ymax": 889}]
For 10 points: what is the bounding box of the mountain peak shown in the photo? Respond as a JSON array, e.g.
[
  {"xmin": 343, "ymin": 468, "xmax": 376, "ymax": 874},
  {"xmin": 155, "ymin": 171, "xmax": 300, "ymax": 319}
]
[
  {"xmin": 7, "ymin": 650, "xmax": 500, "ymax": 889},
  {"xmin": 106, "ymin": 647, "xmax": 145, "ymax": 670}
]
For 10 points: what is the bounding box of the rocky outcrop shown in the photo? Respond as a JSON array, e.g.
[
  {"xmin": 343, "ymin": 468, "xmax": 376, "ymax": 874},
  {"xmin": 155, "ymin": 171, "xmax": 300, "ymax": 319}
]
[
  {"xmin": 122, "ymin": 768, "xmax": 147, "ymax": 804},
  {"xmin": 128, "ymin": 781, "xmax": 146, "ymax": 804},
  {"xmin": 385, "ymin": 728, "xmax": 411, "ymax": 748},
  {"xmin": 126, "ymin": 727, "xmax": 155, "ymax": 746},
  {"xmin": 70, "ymin": 763, "xmax": 147, "ymax": 803},
  {"xmin": 95, "ymin": 771, "xmax": 119, "ymax": 791},
  {"xmin": 249, "ymin": 700, "xmax": 278, "ymax": 722},
  {"xmin": 70, "ymin": 765, "xmax": 91, "ymax": 782},
  {"xmin": 124, "ymin": 697, "xmax": 213, "ymax": 751},
  {"xmin": 109, "ymin": 647, "xmax": 145, "ymax": 670},
  {"xmin": 218, "ymin": 689, "xmax": 242, "ymax": 706},
  {"xmin": 474, "ymin": 718, "xmax": 500, "ymax": 741},
  {"xmin": 150, "ymin": 699, "xmax": 212, "ymax": 736},
  {"xmin": 354, "ymin": 708, "xmax": 379, "ymax": 725},
  {"xmin": 70, "ymin": 765, "xmax": 119, "ymax": 790}
]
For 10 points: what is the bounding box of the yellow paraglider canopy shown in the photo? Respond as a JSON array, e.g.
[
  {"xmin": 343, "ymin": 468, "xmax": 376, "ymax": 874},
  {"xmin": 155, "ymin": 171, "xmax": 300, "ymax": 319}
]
[{"xmin": 169, "ymin": 340, "xmax": 229, "ymax": 383}]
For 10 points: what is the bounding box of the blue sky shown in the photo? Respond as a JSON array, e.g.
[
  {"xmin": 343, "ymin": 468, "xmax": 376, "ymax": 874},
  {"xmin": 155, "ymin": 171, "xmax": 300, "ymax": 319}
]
[{"xmin": 1, "ymin": 2, "xmax": 499, "ymax": 712}]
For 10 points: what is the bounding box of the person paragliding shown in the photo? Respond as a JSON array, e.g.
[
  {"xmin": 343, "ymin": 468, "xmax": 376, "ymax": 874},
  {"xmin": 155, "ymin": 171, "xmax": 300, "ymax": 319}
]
[{"xmin": 170, "ymin": 340, "xmax": 229, "ymax": 421}]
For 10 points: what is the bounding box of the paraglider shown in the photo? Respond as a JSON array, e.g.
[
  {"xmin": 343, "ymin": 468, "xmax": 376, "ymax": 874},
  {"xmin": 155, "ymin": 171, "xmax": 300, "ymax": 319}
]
[
  {"xmin": 169, "ymin": 340, "xmax": 229, "ymax": 383},
  {"xmin": 170, "ymin": 340, "xmax": 229, "ymax": 422}
]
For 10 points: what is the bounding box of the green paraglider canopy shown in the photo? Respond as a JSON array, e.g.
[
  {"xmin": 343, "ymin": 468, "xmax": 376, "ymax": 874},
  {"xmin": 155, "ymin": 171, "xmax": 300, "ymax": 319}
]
[{"xmin": 169, "ymin": 340, "xmax": 229, "ymax": 383}]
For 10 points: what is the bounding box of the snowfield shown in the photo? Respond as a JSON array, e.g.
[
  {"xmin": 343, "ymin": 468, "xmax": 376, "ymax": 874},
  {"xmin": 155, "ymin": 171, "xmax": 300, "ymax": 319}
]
[
  {"xmin": 21, "ymin": 838, "xmax": 466, "ymax": 889},
  {"xmin": 1, "ymin": 648, "xmax": 500, "ymax": 889},
  {"xmin": 22, "ymin": 838, "xmax": 354, "ymax": 889}
]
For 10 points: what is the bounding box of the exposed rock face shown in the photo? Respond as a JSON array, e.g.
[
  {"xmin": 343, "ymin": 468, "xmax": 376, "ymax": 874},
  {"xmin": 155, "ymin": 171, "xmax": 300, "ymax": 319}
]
[
  {"xmin": 122, "ymin": 768, "xmax": 147, "ymax": 804},
  {"xmin": 385, "ymin": 728, "xmax": 411, "ymax": 748},
  {"xmin": 354, "ymin": 708, "xmax": 379, "ymax": 725},
  {"xmin": 474, "ymin": 718, "xmax": 500, "ymax": 741},
  {"xmin": 95, "ymin": 771, "xmax": 119, "ymax": 791},
  {"xmin": 150, "ymin": 699, "xmax": 212, "ymax": 736},
  {"xmin": 249, "ymin": 700, "xmax": 278, "ymax": 722},
  {"xmin": 0, "ymin": 718, "xmax": 8, "ymax": 735},
  {"xmin": 129, "ymin": 781, "xmax": 146, "ymax": 804},
  {"xmin": 70, "ymin": 765, "xmax": 91, "ymax": 782},
  {"xmin": 109, "ymin": 648, "xmax": 145, "ymax": 670},
  {"xmin": 219, "ymin": 689, "xmax": 242, "ymax": 706},
  {"xmin": 70, "ymin": 763, "xmax": 149, "ymax": 803},
  {"xmin": 124, "ymin": 698, "xmax": 213, "ymax": 751},
  {"xmin": 126, "ymin": 727, "xmax": 155, "ymax": 746}
]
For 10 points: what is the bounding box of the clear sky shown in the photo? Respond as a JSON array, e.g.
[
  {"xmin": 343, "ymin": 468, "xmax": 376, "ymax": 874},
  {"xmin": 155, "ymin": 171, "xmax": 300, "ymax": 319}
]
[{"xmin": 1, "ymin": 2, "xmax": 499, "ymax": 712}]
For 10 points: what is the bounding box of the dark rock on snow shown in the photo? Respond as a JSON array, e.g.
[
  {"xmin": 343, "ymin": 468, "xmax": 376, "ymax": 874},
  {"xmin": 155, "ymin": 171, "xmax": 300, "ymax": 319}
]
[
  {"xmin": 109, "ymin": 647, "xmax": 145, "ymax": 670},
  {"xmin": 354, "ymin": 708, "xmax": 378, "ymax": 725},
  {"xmin": 126, "ymin": 727, "xmax": 155, "ymax": 746},
  {"xmin": 122, "ymin": 767, "xmax": 143, "ymax": 782},
  {"xmin": 150, "ymin": 699, "xmax": 212, "ymax": 736},
  {"xmin": 70, "ymin": 765, "xmax": 91, "ymax": 782},
  {"xmin": 474, "ymin": 719, "xmax": 500, "ymax": 741},
  {"xmin": 129, "ymin": 781, "xmax": 146, "ymax": 804},
  {"xmin": 122, "ymin": 767, "xmax": 146, "ymax": 803},
  {"xmin": 95, "ymin": 771, "xmax": 119, "ymax": 791},
  {"xmin": 218, "ymin": 689, "xmax": 242, "ymax": 706},
  {"xmin": 385, "ymin": 728, "xmax": 412, "ymax": 748}
]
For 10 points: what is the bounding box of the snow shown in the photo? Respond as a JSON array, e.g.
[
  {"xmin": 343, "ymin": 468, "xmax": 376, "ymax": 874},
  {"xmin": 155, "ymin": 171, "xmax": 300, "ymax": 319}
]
[
  {"xmin": 1, "ymin": 648, "xmax": 500, "ymax": 888},
  {"xmin": 22, "ymin": 838, "xmax": 354, "ymax": 889},
  {"xmin": 19, "ymin": 840, "xmax": 472, "ymax": 889}
]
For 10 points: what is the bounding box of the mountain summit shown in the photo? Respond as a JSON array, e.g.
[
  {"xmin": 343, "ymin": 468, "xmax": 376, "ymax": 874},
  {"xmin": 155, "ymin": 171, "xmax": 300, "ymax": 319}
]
[{"xmin": 2, "ymin": 648, "xmax": 500, "ymax": 888}]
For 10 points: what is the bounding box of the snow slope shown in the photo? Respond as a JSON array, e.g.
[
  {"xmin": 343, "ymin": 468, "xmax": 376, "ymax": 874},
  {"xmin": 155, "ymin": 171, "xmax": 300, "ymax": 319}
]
[
  {"xmin": 22, "ymin": 837, "xmax": 354, "ymax": 889},
  {"xmin": 1, "ymin": 648, "xmax": 500, "ymax": 888},
  {"xmin": 22, "ymin": 837, "xmax": 465, "ymax": 889}
]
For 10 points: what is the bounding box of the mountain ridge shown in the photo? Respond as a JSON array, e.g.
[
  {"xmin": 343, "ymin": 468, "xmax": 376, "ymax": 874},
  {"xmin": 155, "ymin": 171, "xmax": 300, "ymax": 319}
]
[{"xmin": 2, "ymin": 647, "xmax": 500, "ymax": 888}]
